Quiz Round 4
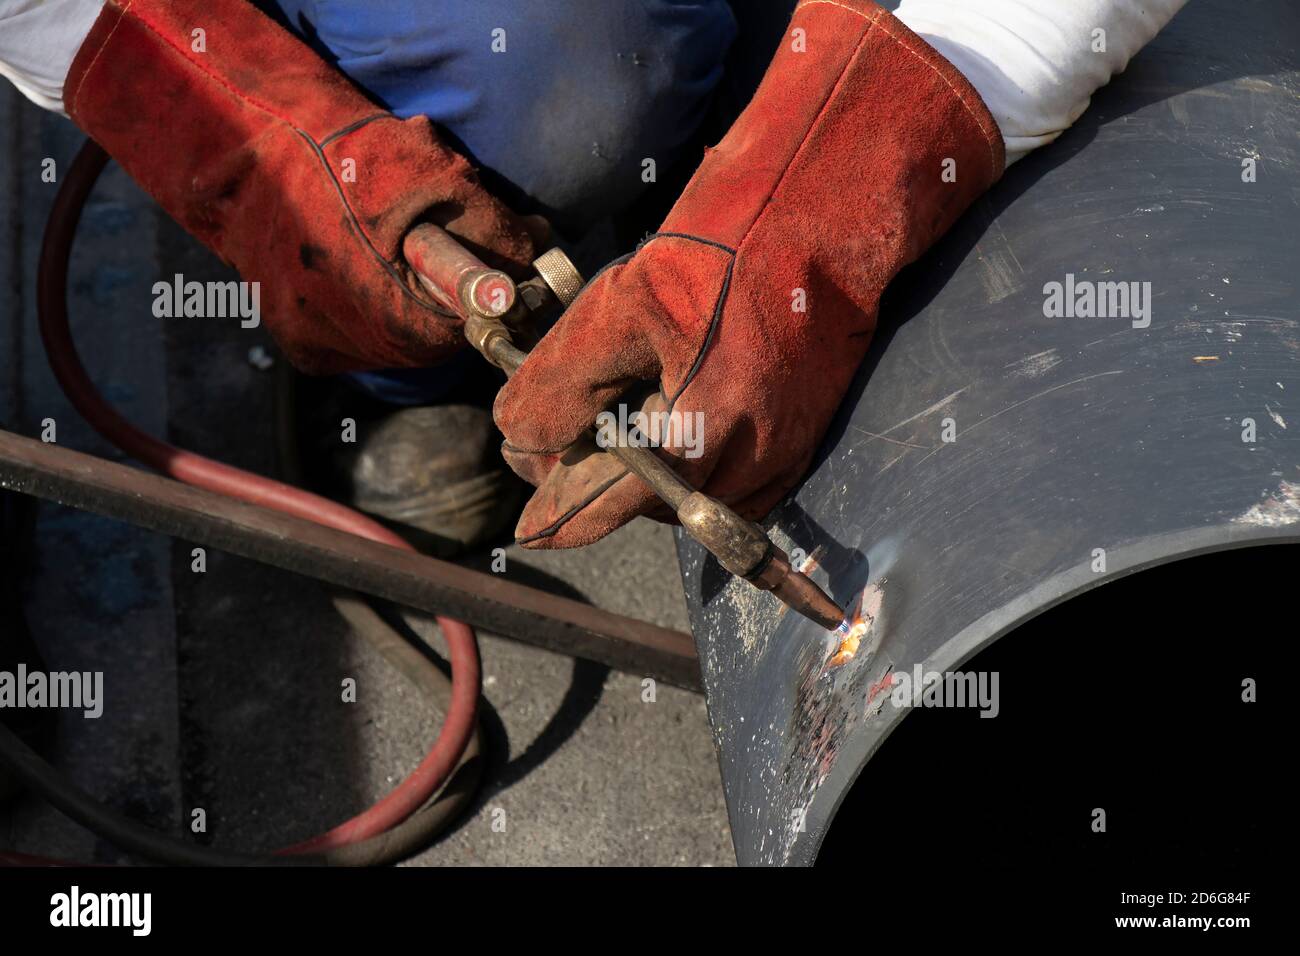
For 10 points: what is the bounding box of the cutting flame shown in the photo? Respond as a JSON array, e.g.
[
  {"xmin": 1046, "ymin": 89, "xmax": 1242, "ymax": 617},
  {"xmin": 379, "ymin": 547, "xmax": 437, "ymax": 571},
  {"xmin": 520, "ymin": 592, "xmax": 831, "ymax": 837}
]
[
  {"xmin": 827, "ymin": 598, "xmax": 869, "ymax": 668},
  {"xmin": 825, "ymin": 579, "xmax": 885, "ymax": 669}
]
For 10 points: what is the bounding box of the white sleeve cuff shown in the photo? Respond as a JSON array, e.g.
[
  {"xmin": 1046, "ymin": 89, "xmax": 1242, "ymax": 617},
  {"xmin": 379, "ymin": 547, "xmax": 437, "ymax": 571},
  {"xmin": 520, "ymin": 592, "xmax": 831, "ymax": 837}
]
[
  {"xmin": 895, "ymin": 0, "xmax": 1188, "ymax": 166},
  {"xmin": 0, "ymin": 0, "xmax": 107, "ymax": 115}
]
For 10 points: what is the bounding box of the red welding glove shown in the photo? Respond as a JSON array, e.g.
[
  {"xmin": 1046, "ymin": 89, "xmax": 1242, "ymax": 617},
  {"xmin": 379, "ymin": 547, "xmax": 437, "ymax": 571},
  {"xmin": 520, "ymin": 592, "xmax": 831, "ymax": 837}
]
[
  {"xmin": 494, "ymin": 0, "xmax": 1004, "ymax": 548},
  {"xmin": 65, "ymin": 0, "xmax": 538, "ymax": 374}
]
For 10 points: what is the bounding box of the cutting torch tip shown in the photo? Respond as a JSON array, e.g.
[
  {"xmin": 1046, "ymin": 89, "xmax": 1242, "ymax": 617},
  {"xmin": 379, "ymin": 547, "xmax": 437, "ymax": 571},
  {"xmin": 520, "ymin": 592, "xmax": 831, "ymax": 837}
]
[{"xmin": 768, "ymin": 565, "xmax": 847, "ymax": 632}]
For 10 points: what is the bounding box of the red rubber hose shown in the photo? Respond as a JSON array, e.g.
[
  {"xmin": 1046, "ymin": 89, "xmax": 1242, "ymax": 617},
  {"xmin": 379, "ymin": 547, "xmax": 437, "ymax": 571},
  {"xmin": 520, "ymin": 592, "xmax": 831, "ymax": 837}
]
[{"xmin": 36, "ymin": 140, "xmax": 480, "ymax": 854}]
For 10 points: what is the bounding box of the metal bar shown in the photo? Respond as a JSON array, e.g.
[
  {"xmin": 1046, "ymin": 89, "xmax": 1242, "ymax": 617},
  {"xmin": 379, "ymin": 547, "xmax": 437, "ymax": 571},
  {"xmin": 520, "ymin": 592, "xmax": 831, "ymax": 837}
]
[{"xmin": 0, "ymin": 430, "xmax": 701, "ymax": 690}]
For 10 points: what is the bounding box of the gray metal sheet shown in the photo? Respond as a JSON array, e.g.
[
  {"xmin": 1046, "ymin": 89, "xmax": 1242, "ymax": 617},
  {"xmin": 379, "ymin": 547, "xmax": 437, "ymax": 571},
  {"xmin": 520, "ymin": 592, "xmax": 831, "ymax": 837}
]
[{"xmin": 676, "ymin": 0, "xmax": 1299, "ymax": 865}]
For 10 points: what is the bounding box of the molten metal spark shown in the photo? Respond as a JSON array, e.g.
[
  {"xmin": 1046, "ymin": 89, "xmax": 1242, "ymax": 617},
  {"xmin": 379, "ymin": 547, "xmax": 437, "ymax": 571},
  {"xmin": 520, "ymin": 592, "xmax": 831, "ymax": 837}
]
[{"xmin": 825, "ymin": 579, "xmax": 886, "ymax": 670}]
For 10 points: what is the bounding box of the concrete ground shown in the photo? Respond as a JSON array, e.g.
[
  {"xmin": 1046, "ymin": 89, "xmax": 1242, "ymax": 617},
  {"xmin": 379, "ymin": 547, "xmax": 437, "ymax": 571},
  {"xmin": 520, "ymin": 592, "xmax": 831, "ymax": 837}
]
[{"xmin": 0, "ymin": 91, "xmax": 734, "ymax": 865}]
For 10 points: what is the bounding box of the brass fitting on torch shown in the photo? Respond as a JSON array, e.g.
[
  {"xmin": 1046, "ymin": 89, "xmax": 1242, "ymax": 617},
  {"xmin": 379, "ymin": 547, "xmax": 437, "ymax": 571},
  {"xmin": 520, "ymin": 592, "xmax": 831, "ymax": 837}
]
[{"xmin": 677, "ymin": 493, "xmax": 846, "ymax": 631}]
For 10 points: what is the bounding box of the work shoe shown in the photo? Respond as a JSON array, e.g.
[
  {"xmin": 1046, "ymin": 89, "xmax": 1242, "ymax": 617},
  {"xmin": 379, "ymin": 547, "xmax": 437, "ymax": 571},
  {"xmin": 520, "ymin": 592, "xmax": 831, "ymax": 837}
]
[{"xmin": 280, "ymin": 369, "xmax": 525, "ymax": 559}]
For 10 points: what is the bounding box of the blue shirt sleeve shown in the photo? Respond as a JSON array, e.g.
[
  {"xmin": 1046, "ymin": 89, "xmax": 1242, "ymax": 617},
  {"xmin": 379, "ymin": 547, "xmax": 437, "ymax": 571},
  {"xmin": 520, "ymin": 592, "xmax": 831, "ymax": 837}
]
[{"xmin": 265, "ymin": 0, "xmax": 739, "ymax": 232}]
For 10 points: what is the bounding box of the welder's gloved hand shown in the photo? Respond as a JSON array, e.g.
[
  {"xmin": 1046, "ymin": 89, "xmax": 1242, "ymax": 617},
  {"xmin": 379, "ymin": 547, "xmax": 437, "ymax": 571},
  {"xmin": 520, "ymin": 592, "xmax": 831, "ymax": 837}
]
[
  {"xmin": 494, "ymin": 0, "xmax": 1004, "ymax": 548},
  {"xmin": 64, "ymin": 0, "xmax": 538, "ymax": 374}
]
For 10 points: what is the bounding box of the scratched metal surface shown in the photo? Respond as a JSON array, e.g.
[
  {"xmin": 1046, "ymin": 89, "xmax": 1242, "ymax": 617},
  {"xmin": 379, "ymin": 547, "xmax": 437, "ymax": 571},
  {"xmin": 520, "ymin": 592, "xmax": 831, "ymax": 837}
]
[{"xmin": 675, "ymin": 0, "xmax": 1300, "ymax": 866}]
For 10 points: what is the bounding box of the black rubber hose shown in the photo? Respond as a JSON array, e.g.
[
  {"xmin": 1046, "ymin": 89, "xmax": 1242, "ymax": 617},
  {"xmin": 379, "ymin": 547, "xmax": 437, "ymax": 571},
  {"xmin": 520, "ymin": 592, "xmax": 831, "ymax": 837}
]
[
  {"xmin": 0, "ymin": 599, "xmax": 484, "ymax": 866},
  {"xmin": 0, "ymin": 722, "xmax": 290, "ymax": 866}
]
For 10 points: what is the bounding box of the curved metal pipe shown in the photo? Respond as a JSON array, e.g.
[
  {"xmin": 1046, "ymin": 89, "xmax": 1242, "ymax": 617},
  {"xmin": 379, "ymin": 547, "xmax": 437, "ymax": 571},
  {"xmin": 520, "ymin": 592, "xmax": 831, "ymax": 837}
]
[{"xmin": 677, "ymin": 0, "xmax": 1300, "ymax": 865}]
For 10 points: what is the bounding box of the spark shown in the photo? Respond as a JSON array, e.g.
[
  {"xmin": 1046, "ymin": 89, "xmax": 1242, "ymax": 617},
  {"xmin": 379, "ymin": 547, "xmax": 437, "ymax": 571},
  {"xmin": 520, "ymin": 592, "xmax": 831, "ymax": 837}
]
[{"xmin": 825, "ymin": 583, "xmax": 882, "ymax": 669}]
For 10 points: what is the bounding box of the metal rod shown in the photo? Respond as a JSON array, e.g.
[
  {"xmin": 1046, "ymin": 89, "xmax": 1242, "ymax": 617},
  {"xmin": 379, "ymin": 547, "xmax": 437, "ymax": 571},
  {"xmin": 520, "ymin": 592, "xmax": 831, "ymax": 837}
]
[{"xmin": 0, "ymin": 430, "xmax": 702, "ymax": 689}]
